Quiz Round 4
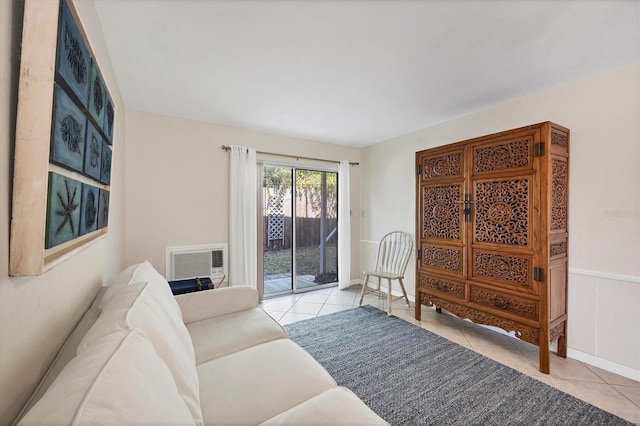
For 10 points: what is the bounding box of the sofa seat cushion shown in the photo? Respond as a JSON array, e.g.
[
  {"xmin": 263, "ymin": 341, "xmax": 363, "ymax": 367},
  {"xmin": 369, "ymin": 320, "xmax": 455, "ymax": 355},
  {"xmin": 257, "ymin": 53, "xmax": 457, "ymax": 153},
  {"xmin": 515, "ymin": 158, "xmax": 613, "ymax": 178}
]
[
  {"xmin": 176, "ymin": 286, "xmax": 259, "ymax": 324},
  {"xmin": 260, "ymin": 387, "xmax": 389, "ymax": 425},
  {"xmin": 187, "ymin": 307, "xmax": 288, "ymax": 364},
  {"xmin": 198, "ymin": 339, "xmax": 336, "ymax": 425},
  {"xmin": 19, "ymin": 329, "xmax": 194, "ymax": 425}
]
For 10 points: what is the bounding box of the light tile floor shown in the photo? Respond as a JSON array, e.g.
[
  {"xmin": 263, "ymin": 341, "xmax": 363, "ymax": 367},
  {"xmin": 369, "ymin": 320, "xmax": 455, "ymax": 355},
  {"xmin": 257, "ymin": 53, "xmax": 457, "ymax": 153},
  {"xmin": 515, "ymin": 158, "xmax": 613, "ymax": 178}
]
[{"xmin": 260, "ymin": 285, "xmax": 640, "ymax": 424}]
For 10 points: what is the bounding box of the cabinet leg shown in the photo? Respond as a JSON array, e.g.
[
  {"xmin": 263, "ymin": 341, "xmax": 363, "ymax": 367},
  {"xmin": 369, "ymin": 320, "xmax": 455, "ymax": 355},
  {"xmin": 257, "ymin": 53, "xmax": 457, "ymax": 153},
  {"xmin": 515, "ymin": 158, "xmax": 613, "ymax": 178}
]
[
  {"xmin": 558, "ymin": 334, "xmax": 568, "ymax": 359},
  {"xmin": 539, "ymin": 336, "xmax": 550, "ymax": 374},
  {"xmin": 415, "ymin": 299, "xmax": 421, "ymax": 321}
]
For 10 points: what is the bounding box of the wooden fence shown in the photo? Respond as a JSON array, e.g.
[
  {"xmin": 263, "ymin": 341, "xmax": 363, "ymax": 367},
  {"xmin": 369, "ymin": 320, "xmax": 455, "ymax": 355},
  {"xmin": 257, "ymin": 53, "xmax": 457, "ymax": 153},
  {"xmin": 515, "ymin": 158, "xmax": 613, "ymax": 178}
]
[{"xmin": 264, "ymin": 216, "xmax": 337, "ymax": 251}]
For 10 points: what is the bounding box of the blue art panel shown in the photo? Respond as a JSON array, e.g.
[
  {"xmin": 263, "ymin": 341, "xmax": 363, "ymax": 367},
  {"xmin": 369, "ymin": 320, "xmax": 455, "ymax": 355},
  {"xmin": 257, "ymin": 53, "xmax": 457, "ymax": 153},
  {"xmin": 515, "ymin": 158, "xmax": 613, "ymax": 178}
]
[
  {"xmin": 79, "ymin": 184, "xmax": 99, "ymax": 236},
  {"xmin": 88, "ymin": 60, "xmax": 106, "ymax": 127},
  {"xmin": 83, "ymin": 121, "xmax": 102, "ymax": 180},
  {"xmin": 55, "ymin": 0, "xmax": 89, "ymax": 106},
  {"xmin": 51, "ymin": 85, "xmax": 86, "ymax": 173},
  {"xmin": 104, "ymin": 94, "xmax": 114, "ymax": 145},
  {"xmin": 100, "ymin": 141, "xmax": 112, "ymax": 185},
  {"xmin": 97, "ymin": 189, "xmax": 110, "ymax": 229},
  {"xmin": 46, "ymin": 173, "xmax": 82, "ymax": 249}
]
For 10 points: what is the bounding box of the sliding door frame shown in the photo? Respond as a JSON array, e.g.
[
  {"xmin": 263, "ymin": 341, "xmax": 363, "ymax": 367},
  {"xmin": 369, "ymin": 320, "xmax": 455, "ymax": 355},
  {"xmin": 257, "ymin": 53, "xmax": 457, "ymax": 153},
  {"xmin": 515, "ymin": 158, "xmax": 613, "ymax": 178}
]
[{"xmin": 259, "ymin": 161, "xmax": 339, "ymax": 298}]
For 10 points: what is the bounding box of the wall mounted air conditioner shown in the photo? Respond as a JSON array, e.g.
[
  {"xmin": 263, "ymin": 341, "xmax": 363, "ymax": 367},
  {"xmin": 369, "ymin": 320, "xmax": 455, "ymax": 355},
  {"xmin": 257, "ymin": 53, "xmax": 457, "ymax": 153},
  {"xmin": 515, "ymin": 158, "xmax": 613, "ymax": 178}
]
[{"xmin": 166, "ymin": 244, "xmax": 228, "ymax": 284}]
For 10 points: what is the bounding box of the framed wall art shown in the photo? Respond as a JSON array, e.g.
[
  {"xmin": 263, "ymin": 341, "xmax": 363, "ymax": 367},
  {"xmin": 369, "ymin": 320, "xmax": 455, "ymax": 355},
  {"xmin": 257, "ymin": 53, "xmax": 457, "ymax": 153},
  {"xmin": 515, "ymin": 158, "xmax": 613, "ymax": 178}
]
[
  {"xmin": 83, "ymin": 121, "xmax": 103, "ymax": 181},
  {"xmin": 45, "ymin": 172, "xmax": 82, "ymax": 249},
  {"xmin": 79, "ymin": 183, "xmax": 99, "ymax": 237},
  {"xmin": 97, "ymin": 189, "xmax": 110, "ymax": 230},
  {"xmin": 55, "ymin": 0, "xmax": 89, "ymax": 107},
  {"xmin": 100, "ymin": 139, "xmax": 112, "ymax": 185},
  {"xmin": 88, "ymin": 60, "xmax": 106, "ymax": 126},
  {"xmin": 104, "ymin": 95, "xmax": 114, "ymax": 144},
  {"xmin": 10, "ymin": 0, "xmax": 115, "ymax": 275},
  {"xmin": 50, "ymin": 85, "xmax": 86, "ymax": 173}
]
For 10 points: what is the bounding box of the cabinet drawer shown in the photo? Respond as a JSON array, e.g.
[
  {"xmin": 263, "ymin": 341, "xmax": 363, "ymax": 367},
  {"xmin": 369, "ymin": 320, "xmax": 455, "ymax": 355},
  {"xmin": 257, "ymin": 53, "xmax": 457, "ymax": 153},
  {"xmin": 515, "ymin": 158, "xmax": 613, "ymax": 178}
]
[
  {"xmin": 469, "ymin": 285, "xmax": 538, "ymax": 320},
  {"xmin": 471, "ymin": 249, "xmax": 537, "ymax": 295},
  {"xmin": 418, "ymin": 274, "xmax": 465, "ymax": 301}
]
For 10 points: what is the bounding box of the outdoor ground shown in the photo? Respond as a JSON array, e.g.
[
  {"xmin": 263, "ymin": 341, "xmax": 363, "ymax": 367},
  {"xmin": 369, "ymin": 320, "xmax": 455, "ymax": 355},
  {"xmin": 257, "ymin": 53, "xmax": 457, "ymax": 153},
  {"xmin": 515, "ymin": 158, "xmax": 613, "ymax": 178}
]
[{"xmin": 264, "ymin": 244, "xmax": 337, "ymax": 276}]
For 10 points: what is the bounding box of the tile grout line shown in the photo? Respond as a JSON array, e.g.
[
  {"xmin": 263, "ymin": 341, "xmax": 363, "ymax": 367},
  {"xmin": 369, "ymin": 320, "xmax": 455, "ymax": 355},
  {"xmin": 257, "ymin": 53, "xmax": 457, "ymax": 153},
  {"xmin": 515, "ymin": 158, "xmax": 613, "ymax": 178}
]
[
  {"xmin": 607, "ymin": 383, "xmax": 640, "ymax": 409},
  {"xmin": 605, "ymin": 383, "xmax": 640, "ymax": 409}
]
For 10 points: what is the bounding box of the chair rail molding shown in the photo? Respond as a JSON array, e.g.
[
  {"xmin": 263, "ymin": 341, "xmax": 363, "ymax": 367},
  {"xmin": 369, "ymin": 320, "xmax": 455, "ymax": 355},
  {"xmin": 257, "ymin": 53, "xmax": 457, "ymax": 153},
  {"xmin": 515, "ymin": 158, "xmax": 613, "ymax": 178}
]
[{"xmin": 568, "ymin": 268, "xmax": 640, "ymax": 284}]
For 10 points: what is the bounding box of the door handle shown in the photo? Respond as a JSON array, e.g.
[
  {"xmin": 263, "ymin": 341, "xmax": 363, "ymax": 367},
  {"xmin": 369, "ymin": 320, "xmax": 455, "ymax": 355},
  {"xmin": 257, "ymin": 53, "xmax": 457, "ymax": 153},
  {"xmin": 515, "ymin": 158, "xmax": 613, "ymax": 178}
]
[{"xmin": 458, "ymin": 195, "xmax": 475, "ymax": 222}]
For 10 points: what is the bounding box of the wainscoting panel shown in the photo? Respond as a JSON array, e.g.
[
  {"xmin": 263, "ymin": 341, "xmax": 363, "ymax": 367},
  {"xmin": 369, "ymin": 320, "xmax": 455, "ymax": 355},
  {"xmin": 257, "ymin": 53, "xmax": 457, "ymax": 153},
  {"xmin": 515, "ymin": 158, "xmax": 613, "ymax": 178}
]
[
  {"xmin": 568, "ymin": 269, "xmax": 639, "ymax": 380},
  {"xmin": 567, "ymin": 274, "xmax": 598, "ymax": 356}
]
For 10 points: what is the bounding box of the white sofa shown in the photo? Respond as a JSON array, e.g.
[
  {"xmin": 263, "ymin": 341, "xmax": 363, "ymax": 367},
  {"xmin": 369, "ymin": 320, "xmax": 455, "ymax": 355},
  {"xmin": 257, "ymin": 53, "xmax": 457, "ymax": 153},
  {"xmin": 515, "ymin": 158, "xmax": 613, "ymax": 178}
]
[{"xmin": 17, "ymin": 262, "xmax": 387, "ymax": 425}]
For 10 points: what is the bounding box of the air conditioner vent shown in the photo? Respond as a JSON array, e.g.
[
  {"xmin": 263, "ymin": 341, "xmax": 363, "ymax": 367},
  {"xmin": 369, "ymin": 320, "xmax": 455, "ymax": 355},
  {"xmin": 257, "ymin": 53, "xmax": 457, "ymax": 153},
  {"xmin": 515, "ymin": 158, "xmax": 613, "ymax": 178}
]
[
  {"xmin": 211, "ymin": 250, "xmax": 223, "ymax": 269},
  {"xmin": 174, "ymin": 251, "xmax": 211, "ymax": 280},
  {"xmin": 166, "ymin": 244, "xmax": 228, "ymax": 283}
]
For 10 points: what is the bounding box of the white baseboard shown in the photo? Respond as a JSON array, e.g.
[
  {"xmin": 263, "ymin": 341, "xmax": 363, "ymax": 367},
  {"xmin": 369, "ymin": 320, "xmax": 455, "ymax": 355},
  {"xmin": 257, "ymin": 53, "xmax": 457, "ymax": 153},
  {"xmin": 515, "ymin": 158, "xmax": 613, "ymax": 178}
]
[{"xmin": 567, "ymin": 349, "xmax": 640, "ymax": 382}]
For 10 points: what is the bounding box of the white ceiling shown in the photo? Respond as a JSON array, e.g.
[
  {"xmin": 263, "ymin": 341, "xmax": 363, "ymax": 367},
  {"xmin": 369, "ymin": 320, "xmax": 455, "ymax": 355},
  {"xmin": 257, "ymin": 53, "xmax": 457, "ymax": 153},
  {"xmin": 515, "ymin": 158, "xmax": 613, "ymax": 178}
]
[{"xmin": 94, "ymin": 0, "xmax": 639, "ymax": 147}]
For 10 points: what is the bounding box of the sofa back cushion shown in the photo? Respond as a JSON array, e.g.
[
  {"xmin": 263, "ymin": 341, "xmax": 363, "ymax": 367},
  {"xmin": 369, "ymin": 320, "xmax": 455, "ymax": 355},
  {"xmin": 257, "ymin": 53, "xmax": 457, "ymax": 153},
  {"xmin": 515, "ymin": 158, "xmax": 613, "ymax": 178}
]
[
  {"xmin": 98, "ymin": 262, "xmax": 141, "ymax": 309},
  {"xmin": 78, "ymin": 281, "xmax": 203, "ymax": 424},
  {"xmin": 99, "ymin": 261, "xmax": 182, "ymax": 320},
  {"xmin": 19, "ymin": 329, "xmax": 194, "ymax": 425}
]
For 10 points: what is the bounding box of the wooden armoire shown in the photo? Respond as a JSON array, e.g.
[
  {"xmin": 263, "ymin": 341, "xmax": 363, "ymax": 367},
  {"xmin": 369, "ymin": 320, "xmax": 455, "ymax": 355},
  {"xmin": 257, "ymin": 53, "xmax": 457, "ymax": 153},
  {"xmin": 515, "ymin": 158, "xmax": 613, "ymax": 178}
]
[{"xmin": 415, "ymin": 122, "xmax": 569, "ymax": 373}]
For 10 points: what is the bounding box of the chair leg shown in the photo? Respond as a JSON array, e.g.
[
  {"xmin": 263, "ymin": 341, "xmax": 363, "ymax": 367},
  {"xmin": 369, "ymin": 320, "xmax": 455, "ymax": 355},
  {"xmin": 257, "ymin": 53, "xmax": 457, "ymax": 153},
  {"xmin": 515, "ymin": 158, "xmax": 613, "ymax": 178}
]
[
  {"xmin": 398, "ymin": 278, "xmax": 410, "ymax": 307},
  {"xmin": 358, "ymin": 274, "xmax": 370, "ymax": 307},
  {"xmin": 387, "ymin": 278, "xmax": 393, "ymax": 316}
]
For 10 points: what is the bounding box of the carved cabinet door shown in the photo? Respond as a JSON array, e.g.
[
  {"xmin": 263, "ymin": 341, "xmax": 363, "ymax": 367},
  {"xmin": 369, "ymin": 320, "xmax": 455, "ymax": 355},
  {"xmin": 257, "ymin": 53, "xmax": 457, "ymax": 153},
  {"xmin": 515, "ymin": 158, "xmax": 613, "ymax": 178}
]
[
  {"xmin": 416, "ymin": 148, "xmax": 467, "ymax": 299},
  {"xmin": 468, "ymin": 129, "xmax": 541, "ymax": 297}
]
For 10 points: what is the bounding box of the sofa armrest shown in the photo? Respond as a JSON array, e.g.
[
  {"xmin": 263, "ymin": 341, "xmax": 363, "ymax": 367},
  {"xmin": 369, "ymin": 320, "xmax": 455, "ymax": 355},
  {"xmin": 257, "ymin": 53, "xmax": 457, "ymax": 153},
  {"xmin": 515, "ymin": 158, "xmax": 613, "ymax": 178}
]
[{"xmin": 175, "ymin": 286, "xmax": 259, "ymax": 324}]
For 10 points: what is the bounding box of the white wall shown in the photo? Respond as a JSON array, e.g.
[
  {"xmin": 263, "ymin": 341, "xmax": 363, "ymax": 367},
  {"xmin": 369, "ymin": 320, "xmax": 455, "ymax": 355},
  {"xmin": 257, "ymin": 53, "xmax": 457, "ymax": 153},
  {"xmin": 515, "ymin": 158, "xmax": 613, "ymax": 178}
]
[
  {"xmin": 360, "ymin": 62, "xmax": 640, "ymax": 376},
  {"xmin": 124, "ymin": 110, "xmax": 361, "ymax": 283},
  {"xmin": 0, "ymin": 1, "xmax": 125, "ymax": 422}
]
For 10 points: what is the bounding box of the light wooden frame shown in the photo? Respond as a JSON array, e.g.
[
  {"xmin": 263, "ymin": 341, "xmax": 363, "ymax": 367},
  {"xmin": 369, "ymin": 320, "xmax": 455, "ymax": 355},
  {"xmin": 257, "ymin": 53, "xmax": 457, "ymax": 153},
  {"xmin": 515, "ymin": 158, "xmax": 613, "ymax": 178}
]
[{"xmin": 10, "ymin": 0, "xmax": 110, "ymax": 276}]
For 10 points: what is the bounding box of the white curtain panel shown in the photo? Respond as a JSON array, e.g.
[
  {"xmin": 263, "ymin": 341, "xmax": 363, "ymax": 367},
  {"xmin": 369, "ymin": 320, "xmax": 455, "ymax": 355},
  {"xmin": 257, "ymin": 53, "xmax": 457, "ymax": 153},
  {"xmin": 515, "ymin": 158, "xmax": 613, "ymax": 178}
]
[
  {"xmin": 229, "ymin": 146, "xmax": 257, "ymax": 288},
  {"xmin": 338, "ymin": 160, "xmax": 351, "ymax": 290}
]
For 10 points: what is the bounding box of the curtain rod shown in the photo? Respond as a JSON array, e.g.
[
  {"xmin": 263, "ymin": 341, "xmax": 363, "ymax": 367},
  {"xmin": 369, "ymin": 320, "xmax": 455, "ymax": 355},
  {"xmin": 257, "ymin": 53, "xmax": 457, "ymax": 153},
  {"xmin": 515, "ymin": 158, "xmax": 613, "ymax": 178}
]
[{"xmin": 221, "ymin": 145, "xmax": 359, "ymax": 166}]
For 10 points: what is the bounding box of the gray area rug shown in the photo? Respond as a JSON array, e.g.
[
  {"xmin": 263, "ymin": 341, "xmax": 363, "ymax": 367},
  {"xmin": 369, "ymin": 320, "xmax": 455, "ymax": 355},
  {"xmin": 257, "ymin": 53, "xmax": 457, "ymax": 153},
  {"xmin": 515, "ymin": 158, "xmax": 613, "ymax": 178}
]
[{"xmin": 284, "ymin": 305, "xmax": 631, "ymax": 425}]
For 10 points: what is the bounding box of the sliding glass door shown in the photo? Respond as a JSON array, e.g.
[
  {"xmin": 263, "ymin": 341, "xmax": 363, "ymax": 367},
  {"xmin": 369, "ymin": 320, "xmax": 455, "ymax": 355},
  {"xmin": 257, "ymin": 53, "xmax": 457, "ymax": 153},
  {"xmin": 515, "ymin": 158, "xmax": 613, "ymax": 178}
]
[
  {"xmin": 263, "ymin": 166, "xmax": 294, "ymax": 294},
  {"xmin": 262, "ymin": 165, "xmax": 338, "ymax": 296}
]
